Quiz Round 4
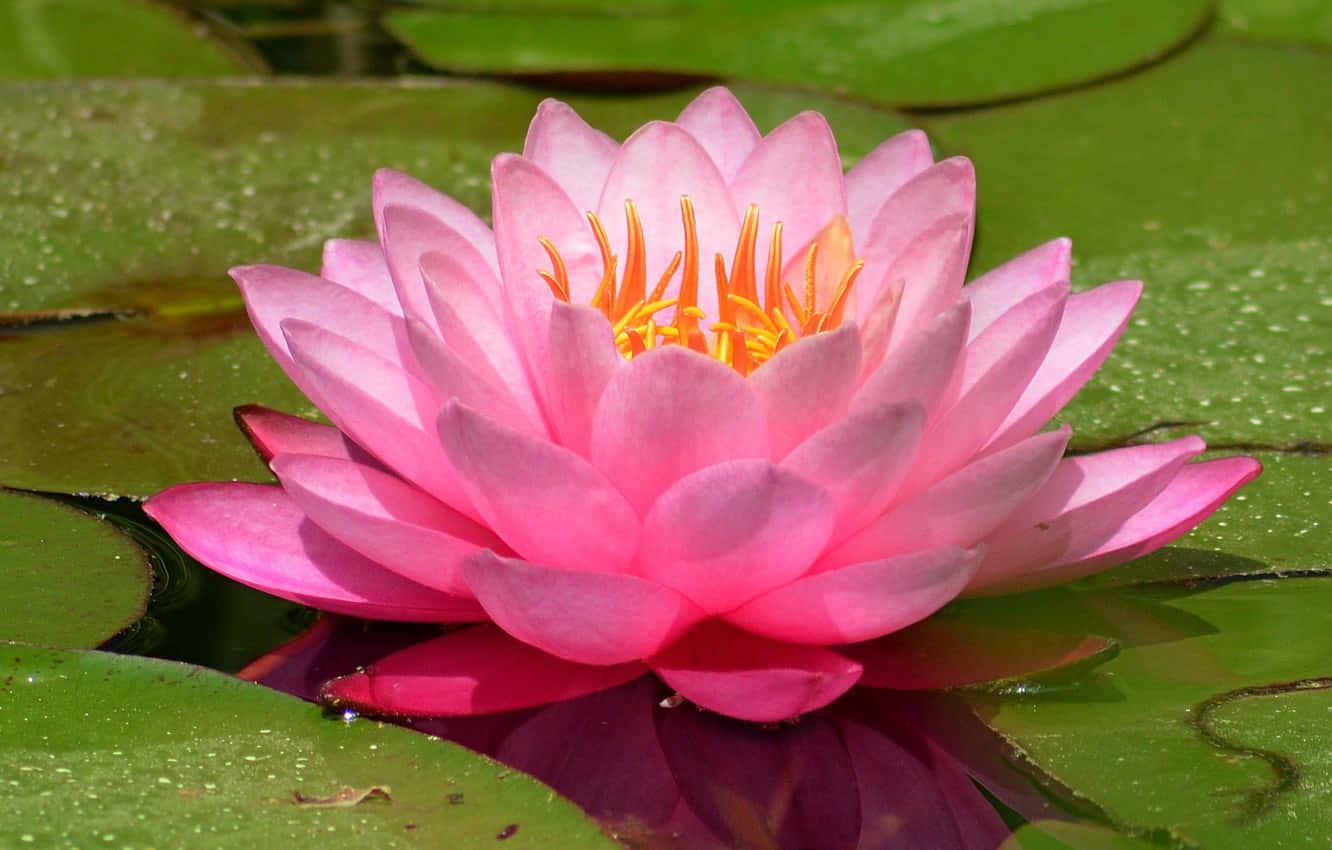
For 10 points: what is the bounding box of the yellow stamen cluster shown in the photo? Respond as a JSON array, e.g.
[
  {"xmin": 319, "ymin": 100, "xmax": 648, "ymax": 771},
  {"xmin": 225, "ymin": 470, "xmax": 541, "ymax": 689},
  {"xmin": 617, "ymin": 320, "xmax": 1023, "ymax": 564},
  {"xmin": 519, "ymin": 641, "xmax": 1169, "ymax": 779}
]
[{"xmin": 539, "ymin": 197, "xmax": 864, "ymax": 376}]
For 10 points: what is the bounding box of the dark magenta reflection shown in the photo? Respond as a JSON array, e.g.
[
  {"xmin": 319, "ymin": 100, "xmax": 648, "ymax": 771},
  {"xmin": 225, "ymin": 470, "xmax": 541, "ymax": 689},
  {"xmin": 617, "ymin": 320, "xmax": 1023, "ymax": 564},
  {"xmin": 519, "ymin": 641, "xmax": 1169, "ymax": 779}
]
[{"xmin": 241, "ymin": 617, "xmax": 1066, "ymax": 849}]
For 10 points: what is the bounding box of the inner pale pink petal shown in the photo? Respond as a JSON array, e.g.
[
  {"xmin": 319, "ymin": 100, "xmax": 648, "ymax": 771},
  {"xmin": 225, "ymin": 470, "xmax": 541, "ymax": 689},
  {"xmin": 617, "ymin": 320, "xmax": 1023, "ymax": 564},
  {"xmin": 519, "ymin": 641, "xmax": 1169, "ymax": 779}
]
[
  {"xmin": 867, "ymin": 213, "xmax": 973, "ymax": 354},
  {"xmin": 650, "ymin": 621, "xmax": 863, "ymax": 722},
  {"xmin": 463, "ymin": 551, "xmax": 705, "ymax": 665},
  {"xmin": 724, "ymin": 545, "xmax": 981, "ymax": 645},
  {"xmin": 380, "ymin": 203, "xmax": 501, "ymax": 336},
  {"xmin": 320, "ymin": 238, "xmax": 400, "ymax": 315},
  {"xmin": 321, "ymin": 625, "xmax": 647, "ymax": 716},
  {"xmin": 748, "ymin": 325, "xmax": 862, "ymax": 460},
  {"xmin": 144, "ymin": 483, "xmax": 485, "ymax": 622},
  {"xmin": 638, "ymin": 459, "xmax": 835, "ymax": 614},
  {"xmin": 674, "ymin": 86, "xmax": 762, "ymax": 181},
  {"xmin": 439, "ymin": 401, "xmax": 640, "ymax": 572},
  {"xmin": 522, "ymin": 98, "xmax": 621, "ymax": 214},
  {"xmin": 373, "ymin": 167, "xmax": 498, "ymax": 275},
  {"xmin": 852, "ymin": 300, "xmax": 971, "ymax": 416},
  {"xmin": 589, "ymin": 346, "xmax": 769, "ymax": 516},
  {"xmin": 845, "ymin": 129, "xmax": 934, "ymax": 237},
  {"xmin": 546, "ymin": 301, "xmax": 622, "ymax": 456},
  {"xmin": 962, "ymin": 238, "xmax": 1071, "ymax": 339}
]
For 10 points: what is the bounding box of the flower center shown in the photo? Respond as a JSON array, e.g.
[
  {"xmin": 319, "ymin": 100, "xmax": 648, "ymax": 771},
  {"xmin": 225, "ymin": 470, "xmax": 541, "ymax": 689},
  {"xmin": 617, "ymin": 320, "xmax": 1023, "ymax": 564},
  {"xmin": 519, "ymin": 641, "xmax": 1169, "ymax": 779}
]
[{"xmin": 539, "ymin": 198, "xmax": 864, "ymax": 376}]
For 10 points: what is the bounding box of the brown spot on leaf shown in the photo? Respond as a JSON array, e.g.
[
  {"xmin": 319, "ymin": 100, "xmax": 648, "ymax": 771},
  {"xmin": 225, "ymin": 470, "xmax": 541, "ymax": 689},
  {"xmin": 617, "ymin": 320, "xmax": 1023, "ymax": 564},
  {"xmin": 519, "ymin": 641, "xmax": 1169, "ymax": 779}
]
[{"xmin": 292, "ymin": 785, "xmax": 391, "ymax": 808}]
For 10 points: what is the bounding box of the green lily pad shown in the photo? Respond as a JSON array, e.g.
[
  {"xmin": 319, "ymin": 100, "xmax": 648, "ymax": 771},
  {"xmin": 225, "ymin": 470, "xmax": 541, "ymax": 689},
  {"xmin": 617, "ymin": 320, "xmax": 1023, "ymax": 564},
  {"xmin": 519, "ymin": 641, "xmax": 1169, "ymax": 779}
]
[
  {"xmin": 0, "ymin": 0, "xmax": 250, "ymax": 79},
  {"xmin": 1220, "ymin": 0, "xmax": 1332, "ymax": 45},
  {"xmin": 1003, "ymin": 820, "xmax": 1164, "ymax": 849},
  {"xmin": 929, "ymin": 40, "xmax": 1332, "ymax": 446},
  {"xmin": 0, "ymin": 490, "xmax": 150, "ymax": 648},
  {"xmin": 973, "ymin": 575, "xmax": 1332, "ymax": 847},
  {"xmin": 0, "ymin": 78, "xmax": 911, "ymax": 498},
  {"xmin": 0, "ymin": 645, "xmax": 618, "ymax": 849},
  {"xmin": 385, "ymin": 0, "xmax": 1211, "ymax": 108}
]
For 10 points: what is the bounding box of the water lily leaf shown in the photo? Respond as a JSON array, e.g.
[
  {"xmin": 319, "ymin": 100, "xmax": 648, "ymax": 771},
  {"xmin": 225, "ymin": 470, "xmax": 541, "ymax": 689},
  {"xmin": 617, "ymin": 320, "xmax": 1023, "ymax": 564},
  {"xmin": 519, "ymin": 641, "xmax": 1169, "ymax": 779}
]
[
  {"xmin": 385, "ymin": 0, "xmax": 1211, "ymax": 108},
  {"xmin": 0, "ymin": 0, "xmax": 250, "ymax": 79},
  {"xmin": 0, "ymin": 79, "xmax": 911, "ymax": 499},
  {"xmin": 0, "ymin": 645, "xmax": 619, "ymax": 849},
  {"xmin": 1219, "ymin": 0, "xmax": 1332, "ymax": 45},
  {"xmin": 973, "ymin": 575, "xmax": 1332, "ymax": 846},
  {"xmin": 0, "ymin": 490, "xmax": 150, "ymax": 648},
  {"xmin": 1003, "ymin": 819, "xmax": 1164, "ymax": 849},
  {"xmin": 928, "ymin": 40, "xmax": 1332, "ymax": 447}
]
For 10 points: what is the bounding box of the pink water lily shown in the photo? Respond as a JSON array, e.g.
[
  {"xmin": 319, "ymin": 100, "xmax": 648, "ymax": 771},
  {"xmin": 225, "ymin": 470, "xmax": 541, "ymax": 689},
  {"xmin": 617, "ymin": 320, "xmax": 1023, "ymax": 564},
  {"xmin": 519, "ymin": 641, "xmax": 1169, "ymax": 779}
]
[{"xmin": 145, "ymin": 88, "xmax": 1259, "ymax": 722}]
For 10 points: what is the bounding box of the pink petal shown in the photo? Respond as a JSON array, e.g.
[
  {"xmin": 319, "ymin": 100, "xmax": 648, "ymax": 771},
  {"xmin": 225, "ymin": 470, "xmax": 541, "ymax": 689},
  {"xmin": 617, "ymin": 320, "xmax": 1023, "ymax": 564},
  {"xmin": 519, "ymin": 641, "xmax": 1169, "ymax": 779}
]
[
  {"xmin": 650, "ymin": 622, "xmax": 863, "ymax": 722},
  {"xmin": 852, "ymin": 299, "xmax": 971, "ymax": 415},
  {"xmin": 747, "ymin": 324, "xmax": 862, "ymax": 459},
  {"xmin": 674, "ymin": 86, "xmax": 762, "ymax": 181},
  {"xmin": 724, "ymin": 546, "xmax": 980, "ymax": 645},
  {"xmin": 638, "ymin": 459, "xmax": 835, "ymax": 614},
  {"xmin": 984, "ymin": 280, "xmax": 1142, "ymax": 453},
  {"xmin": 963, "ymin": 238, "xmax": 1071, "ymax": 340},
  {"xmin": 372, "ymin": 168, "xmax": 498, "ymax": 275},
  {"xmin": 405, "ymin": 317, "xmax": 542, "ymax": 435},
  {"xmin": 380, "ymin": 203, "xmax": 501, "ymax": 334},
  {"xmin": 589, "ymin": 345, "xmax": 769, "ymax": 516},
  {"xmin": 234, "ymin": 404, "xmax": 363, "ymax": 465},
  {"xmin": 439, "ymin": 401, "xmax": 640, "ymax": 572},
  {"xmin": 462, "ymin": 551, "xmax": 705, "ymax": 665},
  {"xmin": 270, "ymin": 452, "xmax": 506, "ymax": 597},
  {"xmin": 281, "ymin": 318, "xmax": 473, "ymax": 515},
  {"xmin": 144, "ymin": 483, "xmax": 484, "ymax": 621},
  {"xmin": 322, "ymin": 625, "xmax": 646, "ymax": 716},
  {"xmin": 827, "ymin": 427, "xmax": 1070, "ymax": 567},
  {"xmin": 874, "ymin": 213, "xmax": 973, "ymax": 355},
  {"xmin": 783, "ymin": 401, "xmax": 926, "ymax": 544},
  {"xmin": 730, "ymin": 110, "xmax": 846, "ymax": 278},
  {"xmin": 319, "ymin": 238, "xmax": 400, "ymax": 315},
  {"xmin": 595, "ymin": 121, "xmax": 738, "ymax": 317},
  {"xmin": 975, "ymin": 453, "xmax": 1260, "ymax": 595},
  {"xmin": 522, "ymin": 98, "xmax": 620, "ymax": 214},
  {"xmin": 845, "ymin": 129, "xmax": 934, "ymax": 237},
  {"xmin": 546, "ymin": 301, "xmax": 622, "ymax": 456}
]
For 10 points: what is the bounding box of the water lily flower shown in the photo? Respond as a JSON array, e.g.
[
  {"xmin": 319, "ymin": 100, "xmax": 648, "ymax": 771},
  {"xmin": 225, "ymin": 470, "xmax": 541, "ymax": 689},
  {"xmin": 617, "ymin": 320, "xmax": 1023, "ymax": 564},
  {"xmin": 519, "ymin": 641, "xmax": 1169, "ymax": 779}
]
[{"xmin": 145, "ymin": 88, "xmax": 1259, "ymax": 723}]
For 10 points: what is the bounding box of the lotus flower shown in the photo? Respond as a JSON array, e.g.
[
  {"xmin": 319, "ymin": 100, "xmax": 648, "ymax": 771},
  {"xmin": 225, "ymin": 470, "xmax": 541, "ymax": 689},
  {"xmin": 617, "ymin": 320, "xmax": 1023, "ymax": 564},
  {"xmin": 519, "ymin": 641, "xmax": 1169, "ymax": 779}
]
[{"xmin": 145, "ymin": 88, "xmax": 1259, "ymax": 722}]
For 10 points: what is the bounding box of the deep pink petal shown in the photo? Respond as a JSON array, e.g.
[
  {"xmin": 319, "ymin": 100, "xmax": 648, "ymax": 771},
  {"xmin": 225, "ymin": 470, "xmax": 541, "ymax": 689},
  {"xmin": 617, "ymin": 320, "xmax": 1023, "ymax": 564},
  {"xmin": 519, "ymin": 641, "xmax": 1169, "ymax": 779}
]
[
  {"xmin": 845, "ymin": 129, "xmax": 934, "ymax": 237},
  {"xmin": 674, "ymin": 86, "xmax": 762, "ymax": 181},
  {"xmin": 380, "ymin": 203, "xmax": 501, "ymax": 335},
  {"xmin": 984, "ymin": 280, "xmax": 1142, "ymax": 453},
  {"xmin": 747, "ymin": 324, "xmax": 861, "ymax": 459},
  {"xmin": 724, "ymin": 546, "xmax": 980, "ymax": 645},
  {"xmin": 783, "ymin": 401, "xmax": 926, "ymax": 544},
  {"xmin": 405, "ymin": 317, "xmax": 542, "ymax": 435},
  {"xmin": 270, "ymin": 453, "xmax": 506, "ymax": 597},
  {"xmin": 372, "ymin": 167, "xmax": 498, "ymax": 275},
  {"xmin": 546, "ymin": 301, "xmax": 622, "ymax": 456},
  {"xmin": 322, "ymin": 625, "xmax": 646, "ymax": 716},
  {"xmin": 963, "ymin": 238, "xmax": 1071, "ymax": 339},
  {"xmin": 827, "ymin": 427, "xmax": 1070, "ymax": 567},
  {"xmin": 650, "ymin": 622, "xmax": 862, "ymax": 722},
  {"xmin": 852, "ymin": 299, "xmax": 970, "ymax": 415},
  {"xmin": 462, "ymin": 551, "xmax": 705, "ymax": 665},
  {"xmin": 730, "ymin": 110, "xmax": 846, "ymax": 278},
  {"xmin": 522, "ymin": 98, "xmax": 620, "ymax": 213},
  {"xmin": 234, "ymin": 404, "xmax": 363, "ymax": 465},
  {"xmin": 144, "ymin": 483, "xmax": 484, "ymax": 621},
  {"xmin": 319, "ymin": 238, "xmax": 399, "ymax": 314},
  {"xmin": 590, "ymin": 345, "xmax": 768, "ymax": 516},
  {"xmin": 439, "ymin": 401, "xmax": 640, "ymax": 571},
  {"xmin": 638, "ymin": 459, "xmax": 835, "ymax": 614}
]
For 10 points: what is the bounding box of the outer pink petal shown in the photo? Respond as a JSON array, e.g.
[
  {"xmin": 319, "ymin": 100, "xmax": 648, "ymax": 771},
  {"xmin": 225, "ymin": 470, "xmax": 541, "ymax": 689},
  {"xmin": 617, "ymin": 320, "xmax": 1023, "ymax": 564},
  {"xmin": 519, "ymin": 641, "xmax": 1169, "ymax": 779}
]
[
  {"xmin": 674, "ymin": 86, "xmax": 762, "ymax": 181},
  {"xmin": 638, "ymin": 459, "xmax": 835, "ymax": 614},
  {"xmin": 405, "ymin": 317, "xmax": 542, "ymax": 435},
  {"xmin": 144, "ymin": 483, "xmax": 484, "ymax": 621},
  {"xmin": 650, "ymin": 622, "xmax": 862, "ymax": 722},
  {"xmin": 546, "ymin": 301, "xmax": 622, "ymax": 456},
  {"xmin": 730, "ymin": 110, "xmax": 846, "ymax": 278},
  {"xmin": 270, "ymin": 452, "xmax": 506, "ymax": 597},
  {"xmin": 380, "ymin": 203, "xmax": 500, "ymax": 335},
  {"xmin": 281, "ymin": 318, "xmax": 474, "ymax": 515},
  {"xmin": 372, "ymin": 167, "xmax": 498, "ymax": 275},
  {"xmin": 845, "ymin": 129, "xmax": 934, "ymax": 237},
  {"xmin": 783, "ymin": 401, "xmax": 926, "ymax": 545},
  {"xmin": 827, "ymin": 427, "xmax": 1070, "ymax": 567},
  {"xmin": 322, "ymin": 625, "xmax": 646, "ymax": 716},
  {"xmin": 724, "ymin": 546, "xmax": 981, "ymax": 645},
  {"xmin": 319, "ymin": 238, "xmax": 400, "ymax": 315},
  {"xmin": 234, "ymin": 404, "xmax": 363, "ymax": 465},
  {"xmin": 984, "ymin": 280, "xmax": 1142, "ymax": 453},
  {"xmin": 462, "ymin": 551, "xmax": 705, "ymax": 665},
  {"xmin": 852, "ymin": 299, "xmax": 971, "ymax": 415},
  {"xmin": 590, "ymin": 346, "xmax": 769, "ymax": 516},
  {"xmin": 522, "ymin": 98, "xmax": 620, "ymax": 213},
  {"xmin": 747, "ymin": 324, "xmax": 861, "ymax": 459},
  {"xmin": 595, "ymin": 121, "xmax": 738, "ymax": 318},
  {"xmin": 439, "ymin": 401, "xmax": 640, "ymax": 572},
  {"xmin": 963, "ymin": 238, "xmax": 1071, "ymax": 340}
]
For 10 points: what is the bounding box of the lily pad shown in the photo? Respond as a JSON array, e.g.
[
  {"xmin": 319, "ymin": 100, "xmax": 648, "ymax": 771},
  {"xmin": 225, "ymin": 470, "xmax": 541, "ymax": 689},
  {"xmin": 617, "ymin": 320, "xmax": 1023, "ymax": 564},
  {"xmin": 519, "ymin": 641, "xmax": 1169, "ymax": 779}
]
[
  {"xmin": 1219, "ymin": 0, "xmax": 1332, "ymax": 45},
  {"xmin": 0, "ymin": 645, "xmax": 618, "ymax": 849},
  {"xmin": 0, "ymin": 0, "xmax": 250, "ymax": 79},
  {"xmin": 0, "ymin": 490, "xmax": 150, "ymax": 648},
  {"xmin": 385, "ymin": 0, "xmax": 1211, "ymax": 108},
  {"xmin": 973, "ymin": 575, "xmax": 1332, "ymax": 847},
  {"xmin": 929, "ymin": 40, "xmax": 1332, "ymax": 446}
]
